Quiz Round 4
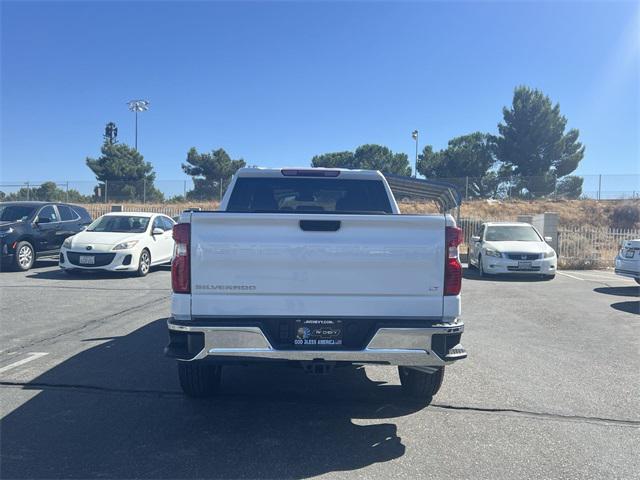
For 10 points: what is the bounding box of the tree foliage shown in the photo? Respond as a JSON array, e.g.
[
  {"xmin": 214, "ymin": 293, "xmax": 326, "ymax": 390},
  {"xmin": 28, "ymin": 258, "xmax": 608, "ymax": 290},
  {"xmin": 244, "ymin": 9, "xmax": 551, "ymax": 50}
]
[
  {"xmin": 86, "ymin": 137, "xmax": 163, "ymax": 202},
  {"xmin": 182, "ymin": 147, "xmax": 246, "ymax": 200},
  {"xmin": 1, "ymin": 182, "xmax": 90, "ymax": 202},
  {"xmin": 495, "ymin": 86, "xmax": 585, "ymax": 197},
  {"xmin": 417, "ymin": 132, "xmax": 501, "ymax": 198},
  {"xmin": 311, "ymin": 144, "xmax": 411, "ymax": 176}
]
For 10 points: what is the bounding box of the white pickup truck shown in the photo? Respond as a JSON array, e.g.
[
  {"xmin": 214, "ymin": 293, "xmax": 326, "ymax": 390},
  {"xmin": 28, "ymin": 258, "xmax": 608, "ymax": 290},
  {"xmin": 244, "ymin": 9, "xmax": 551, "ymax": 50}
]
[{"xmin": 166, "ymin": 168, "xmax": 466, "ymax": 402}]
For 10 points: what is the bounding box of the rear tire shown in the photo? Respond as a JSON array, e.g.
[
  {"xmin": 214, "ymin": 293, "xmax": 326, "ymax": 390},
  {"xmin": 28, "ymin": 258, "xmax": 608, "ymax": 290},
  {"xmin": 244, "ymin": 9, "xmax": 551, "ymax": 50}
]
[
  {"xmin": 178, "ymin": 361, "xmax": 222, "ymax": 398},
  {"xmin": 13, "ymin": 241, "xmax": 35, "ymax": 271},
  {"xmin": 635, "ymin": 278, "xmax": 640, "ymax": 285},
  {"xmin": 398, "ymin": 366, "xmax": 444, "ymax": 401}
]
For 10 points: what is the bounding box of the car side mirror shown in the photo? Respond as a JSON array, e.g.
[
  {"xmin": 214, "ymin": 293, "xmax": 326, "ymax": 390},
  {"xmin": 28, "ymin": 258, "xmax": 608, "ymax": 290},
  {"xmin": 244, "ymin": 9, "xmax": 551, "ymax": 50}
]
[
  {"xmin": 544, "ymin": 236, "xmax": 552, "ymax": 243},
  {"xmin": 471, "ymin": 236, "xmax": 480, "ymax": 242},
  {"xmin": 152, "ymin": 227, "xmax": 164, "ymax": 235},
  {"xmin": 36, "ymin": 217, "xmax": 51, "ymax": 224}
]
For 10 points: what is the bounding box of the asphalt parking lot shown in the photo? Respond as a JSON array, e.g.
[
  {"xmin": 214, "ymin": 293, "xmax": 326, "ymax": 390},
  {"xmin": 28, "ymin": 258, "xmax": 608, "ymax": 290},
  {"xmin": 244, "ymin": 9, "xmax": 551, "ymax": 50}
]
[{"xmin": 0, "ymin": 260, "xmax": 638, "ymax": 479}]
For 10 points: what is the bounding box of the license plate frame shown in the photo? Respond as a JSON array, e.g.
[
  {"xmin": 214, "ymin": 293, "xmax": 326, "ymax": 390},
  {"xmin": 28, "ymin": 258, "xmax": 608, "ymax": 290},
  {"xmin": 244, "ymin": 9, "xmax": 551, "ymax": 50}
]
[
  {"xmin": 518, "ymin": 260, "xmax": 532, "ymax": 269},
  {"xmin": 79, "ymin": 255, "xmax": 95, "ymax": 265},
  {"xmin": 294, "ymin": 319, "xmax": 343, "ymax": 346}
]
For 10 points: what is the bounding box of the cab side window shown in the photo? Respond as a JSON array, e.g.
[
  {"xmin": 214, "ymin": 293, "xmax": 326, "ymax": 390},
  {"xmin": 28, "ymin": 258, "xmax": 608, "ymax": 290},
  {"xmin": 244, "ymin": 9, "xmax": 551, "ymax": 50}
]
[{"xmin": 38, "ymin": 205, "xmax": 58, "ymax": 223}]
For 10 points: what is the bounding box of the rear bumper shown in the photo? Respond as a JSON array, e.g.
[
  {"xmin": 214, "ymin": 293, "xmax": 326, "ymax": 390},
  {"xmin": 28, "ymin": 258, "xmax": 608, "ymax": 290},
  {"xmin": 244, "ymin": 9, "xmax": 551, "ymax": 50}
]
[{"xmin": 166, "ymin": 318, "xmax": 466, "ymax": 368}]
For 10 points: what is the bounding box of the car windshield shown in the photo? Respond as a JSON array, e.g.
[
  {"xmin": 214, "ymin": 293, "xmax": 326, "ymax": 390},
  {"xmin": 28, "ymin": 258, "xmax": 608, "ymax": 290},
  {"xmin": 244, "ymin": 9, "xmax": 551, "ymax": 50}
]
[
  {"xmin": 485, "ymin": 225, "xmax": 541, "ymax": 242},
  {"xmin": 0, "ymin": 205, "xmax": 36, "ymax": 222},
  {"xmin": 87, "ymin": 215, "xmax": 150, "ymax": 233},
  {"xmin": 227, "ymin": 177, "xmax": 393, "ymax": 214}
]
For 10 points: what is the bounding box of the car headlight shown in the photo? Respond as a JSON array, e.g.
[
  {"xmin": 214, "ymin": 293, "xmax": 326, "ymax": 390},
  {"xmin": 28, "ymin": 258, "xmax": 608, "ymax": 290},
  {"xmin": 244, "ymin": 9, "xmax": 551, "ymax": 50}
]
[
  {"xmin": 62, "ymin": 237, "xmax": 73, "ymax": 248},
  {"xmin": 485, "ymin": 249, "xmax": 503, "ymax": 258},
  {"xmin": 113, "ymin": 240, "xmax": 139, "ymax": 250},
  {"xmin": 543, "ymin": 250, "xmax": 556, "ymax": 259},
  {"xmin": 0, "ymin": 227, "xmax": 14, "ymax": 237}
]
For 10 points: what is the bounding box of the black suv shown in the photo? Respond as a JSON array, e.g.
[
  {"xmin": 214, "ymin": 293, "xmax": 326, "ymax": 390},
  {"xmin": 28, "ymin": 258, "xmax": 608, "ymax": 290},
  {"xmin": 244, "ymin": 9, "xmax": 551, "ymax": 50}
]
[{"xmin": 0, "ymin": 202, "xmax": 93, "ymax": 271}]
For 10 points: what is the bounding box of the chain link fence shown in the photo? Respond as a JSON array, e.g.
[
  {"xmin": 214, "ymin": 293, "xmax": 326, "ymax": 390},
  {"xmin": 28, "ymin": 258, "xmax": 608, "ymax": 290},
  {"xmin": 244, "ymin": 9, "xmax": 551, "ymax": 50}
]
[{"xmin": 0, "ymin": 174, "xmax": 638, "ymax": 204}]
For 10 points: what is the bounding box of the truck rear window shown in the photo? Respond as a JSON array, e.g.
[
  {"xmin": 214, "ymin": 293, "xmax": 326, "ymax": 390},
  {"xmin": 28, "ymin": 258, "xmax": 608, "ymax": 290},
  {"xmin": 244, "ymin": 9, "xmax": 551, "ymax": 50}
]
[{"xmin": 227, "ymin": 178, "xmax": 393, "ymax": 214}]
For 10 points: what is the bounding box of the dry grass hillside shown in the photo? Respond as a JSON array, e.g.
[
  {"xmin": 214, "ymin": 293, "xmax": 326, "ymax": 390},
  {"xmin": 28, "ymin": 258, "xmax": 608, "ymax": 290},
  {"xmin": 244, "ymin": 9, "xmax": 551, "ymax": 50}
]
[
  {"xmin": 81, "ymin": 198, "xmax": 640, "ymax": 230},
  {"xmin": 399, "ymin": 198, "xmax": 640, "ymax": 229}
]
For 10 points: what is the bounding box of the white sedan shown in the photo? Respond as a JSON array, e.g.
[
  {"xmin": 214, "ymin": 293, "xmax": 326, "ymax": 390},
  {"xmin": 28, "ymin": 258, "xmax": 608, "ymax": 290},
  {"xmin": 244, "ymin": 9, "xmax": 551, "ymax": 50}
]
[
  {"xmin": 615, "ymin": 239, "xmax": 640, "ymax": 285},
  {"xmin": 59, "ymin": 212, "xmax": 175, "ymax": 276},
  {"xmin": 468, "ymin": 222, "xmax": 557, "ymax": 279}
]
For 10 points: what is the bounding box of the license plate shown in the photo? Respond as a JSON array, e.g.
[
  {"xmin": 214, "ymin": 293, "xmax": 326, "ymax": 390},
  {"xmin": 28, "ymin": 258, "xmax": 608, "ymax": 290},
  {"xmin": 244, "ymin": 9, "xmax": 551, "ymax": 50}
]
[
  {"xmin": 294, "ymin": 319, "xmax": 343, "ymax": 346},
  {"xmin": 518, "ymin": 261, "xmax": 532, "ymax": 269},
  {"xmin": 79, "ymin": 255, "xmax": 95, "ymax": 265},
  {"xmin": 625, "ymin": 250, "xmax": 635, "ymax": 259}
]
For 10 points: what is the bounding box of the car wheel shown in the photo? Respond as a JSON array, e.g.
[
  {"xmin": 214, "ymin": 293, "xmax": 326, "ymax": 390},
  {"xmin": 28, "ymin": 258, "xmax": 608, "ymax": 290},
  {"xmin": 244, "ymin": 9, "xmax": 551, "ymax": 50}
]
[
  {"xmin": 178, "ymin": 361, "xmax": 222, "ymax": 398},
  {"xmin": 398, "ymin": 366, "xmax": 444, "ymax": 402},
  {"xmin": 542, "ymin": 274, "xmax": 555, "ymax": 280},
  {"xmin": 635, "ymin": 278, "xmax": 640, "ymax": 285},
  {"xmin": 13, "ymin": 241, "xmax": 35, "ymax": 271},
  {"xmin": 136, "ymin": 249, "xmax": 151, "ymax": 277},
  {"xmin": 467, "ymin": 255, "xmax": 477, "ymax": 270},
  {"xmin": 478, "ymin": 254, "xmax": 485, "ymax": 277}
]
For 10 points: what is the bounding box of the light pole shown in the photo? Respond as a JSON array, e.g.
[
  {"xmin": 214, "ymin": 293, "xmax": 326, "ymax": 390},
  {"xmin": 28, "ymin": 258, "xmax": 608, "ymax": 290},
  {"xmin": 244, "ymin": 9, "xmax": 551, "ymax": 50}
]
[
  {"xmin": 411, "ymin": 130, "xmax": 419, "ymax": 178},
  {"xmin": 127, "ymin": 99, "xmax": 150, "ymax": 150}
]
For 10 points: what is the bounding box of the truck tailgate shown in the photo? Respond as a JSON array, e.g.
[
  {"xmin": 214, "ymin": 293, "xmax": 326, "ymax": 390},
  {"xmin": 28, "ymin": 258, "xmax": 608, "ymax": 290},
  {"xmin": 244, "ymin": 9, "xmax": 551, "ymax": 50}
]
[{"xmin": 189, "ymin": 213, "xmax": 446, "ymax": 318}]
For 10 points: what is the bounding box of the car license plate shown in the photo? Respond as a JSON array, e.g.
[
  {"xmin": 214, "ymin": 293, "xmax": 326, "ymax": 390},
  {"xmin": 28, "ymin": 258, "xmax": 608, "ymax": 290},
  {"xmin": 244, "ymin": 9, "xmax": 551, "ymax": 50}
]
[
  {"xmin": 518, "ymin": 261, "xmax": 532, "ymax": 269},
  {"xmin": 625, "ymin": 250, "xmax": 635, "ymax": 259},
  {"xmin": 79, "ymin": 255, "xmax": 95, "ymax": 265},
  {"xmin": 294, "ymin": 319, "xmax": 343, "ymax": 346}
]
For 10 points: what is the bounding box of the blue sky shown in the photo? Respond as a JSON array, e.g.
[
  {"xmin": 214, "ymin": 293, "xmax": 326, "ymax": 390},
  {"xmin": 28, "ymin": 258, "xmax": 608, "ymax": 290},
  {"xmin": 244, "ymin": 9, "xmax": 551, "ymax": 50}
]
[{"xmin": 1, "ymin": 1, "xmax": 639, "ymax": 188}]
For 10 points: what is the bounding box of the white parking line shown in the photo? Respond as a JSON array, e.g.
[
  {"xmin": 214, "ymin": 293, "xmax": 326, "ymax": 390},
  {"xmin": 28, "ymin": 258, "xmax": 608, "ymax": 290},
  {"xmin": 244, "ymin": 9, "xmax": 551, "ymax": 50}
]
[
  {"xmin": 562, "ymin": 271, "xmax": 625, "ymax": 282},
  {"xmin": 0, "ymin": 352, "xmax": 49, "ymax": 374},
  {"xmin": 557, "ymin": 272, "xmax": 585, "ymax": 281}
]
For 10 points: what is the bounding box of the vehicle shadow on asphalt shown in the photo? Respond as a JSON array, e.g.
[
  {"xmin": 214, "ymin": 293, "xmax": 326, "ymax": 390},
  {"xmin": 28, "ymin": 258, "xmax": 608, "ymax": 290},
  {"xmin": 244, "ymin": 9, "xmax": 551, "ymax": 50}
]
[
  {"xmin": 26, "ymin": 265, "xmax": 170, "ymax": 281},
  {"xmin": 463, "ymin": 267, "xmax": 549, "ymax": 282},
  {"xmin": 593, "ymin": 286, "xmax": 640, "ymax": 297},
  {"xmin": 0, "ymin": 319, "xmax": 422, "ymax": 479},
  {"xmin": 611, "ymin": 301, "xmax": 640, "ymax": 315}
]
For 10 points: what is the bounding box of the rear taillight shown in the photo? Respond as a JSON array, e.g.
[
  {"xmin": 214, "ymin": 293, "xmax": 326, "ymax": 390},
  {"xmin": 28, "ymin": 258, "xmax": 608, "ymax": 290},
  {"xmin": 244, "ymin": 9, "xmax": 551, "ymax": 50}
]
[
  {"xmin": 172, "ymin": 223, "xmax": 190, "ymax": 293},
  {"xmin": 444, "ymin": 226, "xmax": 462, "ymax": 296}
]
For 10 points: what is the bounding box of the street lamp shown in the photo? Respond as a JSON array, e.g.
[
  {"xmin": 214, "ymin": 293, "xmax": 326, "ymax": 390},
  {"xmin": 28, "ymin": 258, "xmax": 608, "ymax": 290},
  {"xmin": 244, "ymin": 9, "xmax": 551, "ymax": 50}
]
[
  {"xmin": 127, "ymin": 99, "xmax": 150, "ymax": 150},
  {"xmin": 411, "ymin": 130, "xmax": 419, "ymax": 178}
]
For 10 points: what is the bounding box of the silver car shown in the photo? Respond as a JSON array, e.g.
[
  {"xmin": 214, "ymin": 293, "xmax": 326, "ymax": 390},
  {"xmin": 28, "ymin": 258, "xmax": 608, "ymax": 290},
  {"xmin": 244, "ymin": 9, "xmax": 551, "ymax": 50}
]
[{"xmin": 615, "ymin": 239, "xmax": 640, "ymax": 285}]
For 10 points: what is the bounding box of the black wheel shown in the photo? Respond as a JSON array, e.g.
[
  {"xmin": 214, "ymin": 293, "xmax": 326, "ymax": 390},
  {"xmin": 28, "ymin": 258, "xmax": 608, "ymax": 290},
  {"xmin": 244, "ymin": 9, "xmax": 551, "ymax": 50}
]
[
  {"xmin": 136, "ymin": 249, "xmax": 151, "ymax": 277},
  {"xmin": 467, "ymin": 256, "xmax": 477, "ymax": 270},
  {"xmin": 478, "ymin": 254, "xmax": 485, "ymax": 277},
  {"xmin": 178, "ymin": 361, "xmax": 222, "ymax": 398},
  {"xmin": 13, "ymin": 241, "xmax": 35, "ymax": 271},
  {"xmin": 398, "ymin": 366, "xmax": 444, "ymax": 401},
  {"xmin": 542, "ymin": 274, "xmax": 555, "ymax": 281},
  {"xmin": 635, "ymin": 278, "xmax": 640, "ymax": 285}
]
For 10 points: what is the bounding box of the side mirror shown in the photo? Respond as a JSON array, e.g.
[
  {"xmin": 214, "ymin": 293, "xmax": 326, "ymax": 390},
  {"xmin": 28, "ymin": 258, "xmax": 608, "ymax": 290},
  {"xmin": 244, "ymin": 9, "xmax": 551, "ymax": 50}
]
[
  {"xmin": 544, "ymin": 236, "xmax": 552, "ymax": 243},
  {"xmin": 471, "ymin": 236, "xmax": 480, "ymax": 242},
  {"xmin": 152, "ymin": 227, "xmax": 164, "ymax": 235},
  {"xmin": 36, "ymin": 217, "xmax": 51, "ymax": 224}
]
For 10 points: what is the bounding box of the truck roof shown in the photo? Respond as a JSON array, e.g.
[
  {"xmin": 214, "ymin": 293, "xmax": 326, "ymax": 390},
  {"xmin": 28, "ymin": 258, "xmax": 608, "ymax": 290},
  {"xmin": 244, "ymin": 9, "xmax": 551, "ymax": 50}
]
[{"xmin": 235, "ymin": 167, "xmax": 385, "ymax": 180}]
